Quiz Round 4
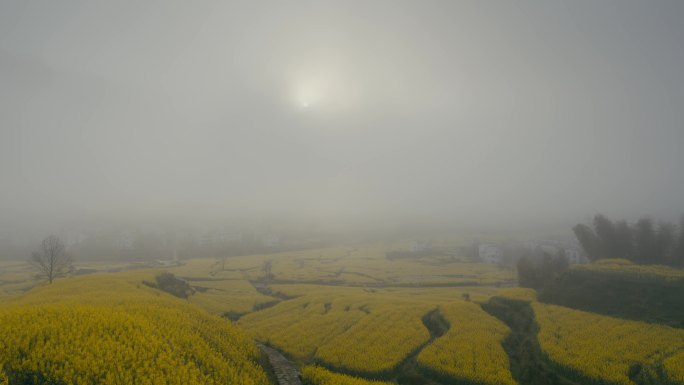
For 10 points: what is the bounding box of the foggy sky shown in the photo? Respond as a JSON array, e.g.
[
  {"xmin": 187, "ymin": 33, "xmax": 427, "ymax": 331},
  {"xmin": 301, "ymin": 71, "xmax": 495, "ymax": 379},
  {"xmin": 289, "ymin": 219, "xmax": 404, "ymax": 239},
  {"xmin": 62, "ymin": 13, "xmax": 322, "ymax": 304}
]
[{"xmin": 1, "ymin": 1, "xmax": 684, "ymax": 231}]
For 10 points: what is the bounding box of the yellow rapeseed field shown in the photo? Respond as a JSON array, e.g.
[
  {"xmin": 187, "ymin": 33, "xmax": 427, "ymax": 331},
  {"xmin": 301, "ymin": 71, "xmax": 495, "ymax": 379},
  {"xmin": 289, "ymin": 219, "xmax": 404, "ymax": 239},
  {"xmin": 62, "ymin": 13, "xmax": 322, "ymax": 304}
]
[
  {"xmin": 315, "ymin": 303, "xmax": 432, "ymax": 373},
  {"xmin": 300, "ymin": 365, "xmax": 393, "ymax": 385},
  {"xmin": 187, "ymin": 279, "xmax": 275, "ymax": 315},
  {"xmin": 663, "ymin": 350, "xmax": 684, "ymax": 384},
  {"xmin": 241, "ymin": 295, "xmax": 367, "ymax": 360},
  {"xmin": 416, "ymin": 302, "xmax": 516, "ymax": 385},
  {"xmin": 240, "ymin": 290, "xmax": 433, "ymax": 374},
  {"xmin": 574, "ymin": 261, "xmax": 684, "ymax": 281},
  {"xmin": 171, "ymin": 243, "xmax": 515, "ymax": 287},
  {"xmin": 239, "ymin": 284, "xmax": 510, "ymax": 376},
  {"xmin": 533, "ymin": 302, "xmax": 684, "ymax": 385},
  {"xmin": 0, "ymin": 272, "xmax": 269, "ymax": 385},
  {"xmin": 496, "ymin": 287, "xmax": 537, "ymax": 302}
]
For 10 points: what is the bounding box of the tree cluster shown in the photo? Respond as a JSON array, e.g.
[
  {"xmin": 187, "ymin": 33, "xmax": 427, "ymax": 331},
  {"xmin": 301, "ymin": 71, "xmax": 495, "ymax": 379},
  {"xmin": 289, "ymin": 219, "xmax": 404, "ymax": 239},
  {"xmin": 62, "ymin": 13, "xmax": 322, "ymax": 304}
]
[
  {"xmin": 144, "ymin": 272, "xmax": 194, "ymax": 298},
  {"xmin": 573, "ymin": 214, "xmax": 684, "ymax": 266},
  {"xmin": 517, "ymin": 252, "xmax": 569, "ymax": 289}
]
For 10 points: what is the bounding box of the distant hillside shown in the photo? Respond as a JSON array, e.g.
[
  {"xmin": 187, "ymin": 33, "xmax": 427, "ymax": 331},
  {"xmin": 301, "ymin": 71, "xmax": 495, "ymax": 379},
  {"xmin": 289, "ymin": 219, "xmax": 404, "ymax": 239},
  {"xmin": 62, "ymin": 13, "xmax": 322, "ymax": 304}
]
[{"xmin": 0, "ymin": 272, "xmax": 269, "ymax": 385}]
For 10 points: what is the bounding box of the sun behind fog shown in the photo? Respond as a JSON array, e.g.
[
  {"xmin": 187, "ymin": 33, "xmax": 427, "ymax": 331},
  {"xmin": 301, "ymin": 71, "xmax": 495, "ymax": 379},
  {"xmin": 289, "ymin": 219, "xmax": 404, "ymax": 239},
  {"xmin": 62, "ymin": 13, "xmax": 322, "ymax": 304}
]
[
  {"xmin": 290, "ymin": 65, "xmax": 359, "ymax": 113},
  {"xmin": 294, "ymin": 82, "xmax": 321, "ymax": 111}
]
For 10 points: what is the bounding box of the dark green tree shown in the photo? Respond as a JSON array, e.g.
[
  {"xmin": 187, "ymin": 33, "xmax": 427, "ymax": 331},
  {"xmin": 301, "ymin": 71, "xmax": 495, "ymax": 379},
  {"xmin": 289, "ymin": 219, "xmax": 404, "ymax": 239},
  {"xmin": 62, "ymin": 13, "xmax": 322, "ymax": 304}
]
[
  {"xmin": 594, "ymin": 214, "xmax": 621, "ymax": 259},
  {"xmin": 656, "ymin": 222, "xmax": 676, "ymax": 265},
  {"xmin": 517, "ymin": 252, "xmax": 569, "ymax": 289},
  {"xmin": 614, "ymin": 220, "xmax": 633, "ymax": 260},
  {"xmin": 676, "ymin": 216, "xmax": 684, "ymax": 266},
  {"xmin": 575, "ymin": 214, "xmax": 684, "ymax": 266},
  {"xmin": 516, "ymin": 257, "xmax": 538, "ymax": 288},
  {"xmin": 634, "ymin": 218, "xmax": 657, "ymax": 264},
  {"xmin": 573, "ymin": 224, "xmax": 600, "ymax": 261}
]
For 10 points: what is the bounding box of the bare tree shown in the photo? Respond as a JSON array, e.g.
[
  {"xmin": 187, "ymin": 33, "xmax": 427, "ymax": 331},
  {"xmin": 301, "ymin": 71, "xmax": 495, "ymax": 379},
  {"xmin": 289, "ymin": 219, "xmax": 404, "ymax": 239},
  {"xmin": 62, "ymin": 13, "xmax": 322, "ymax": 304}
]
[
  {"xmin": 31, "ymin": 235, "xmax": 73, "ymax": 283},
  {"xmin": 262, "ymin": 260, "xmax": 273, "ymax": 282}
]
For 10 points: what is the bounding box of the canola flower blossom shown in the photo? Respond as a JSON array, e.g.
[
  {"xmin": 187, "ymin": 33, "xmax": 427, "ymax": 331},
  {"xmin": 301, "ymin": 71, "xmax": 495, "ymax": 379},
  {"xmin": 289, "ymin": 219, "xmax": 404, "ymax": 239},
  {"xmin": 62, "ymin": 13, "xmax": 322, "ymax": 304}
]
[
  {"xmin": 416, "ymin": 302, "xmax": 516, "ymax": 385},
  {"xmin": 533, "ymin": 302, "xmax": 684, "ymax": 385},
  {"xmin": 0, "ymin": 273, "xmax": 269, "ymax": 385},
  {"xmin": 240, "ymin": 293, "xmax": 433, "ymax": 374},
  {"xmin": 300, "ymin": 365, "xmax": 393, "ymax": 385}
]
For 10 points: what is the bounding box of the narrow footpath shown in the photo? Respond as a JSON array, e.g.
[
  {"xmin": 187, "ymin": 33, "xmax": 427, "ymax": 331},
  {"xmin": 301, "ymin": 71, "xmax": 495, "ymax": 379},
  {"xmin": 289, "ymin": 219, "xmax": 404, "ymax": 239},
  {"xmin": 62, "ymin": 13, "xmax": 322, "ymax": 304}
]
[{"xmin": 257, "ymin": 343, "xmax": 302, "ymax": 385}]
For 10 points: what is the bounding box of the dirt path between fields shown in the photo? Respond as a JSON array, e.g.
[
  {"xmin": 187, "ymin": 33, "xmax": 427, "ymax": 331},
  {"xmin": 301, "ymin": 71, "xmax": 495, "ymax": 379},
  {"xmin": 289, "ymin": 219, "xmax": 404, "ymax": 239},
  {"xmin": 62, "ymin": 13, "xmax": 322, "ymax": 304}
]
[
  {"xmin": 482, "ymin": 297, "xmax": 584, "ymax": 385},
  {"xmin": 257, "ymin": 343, "xmax": 302, "ymax": 385}
]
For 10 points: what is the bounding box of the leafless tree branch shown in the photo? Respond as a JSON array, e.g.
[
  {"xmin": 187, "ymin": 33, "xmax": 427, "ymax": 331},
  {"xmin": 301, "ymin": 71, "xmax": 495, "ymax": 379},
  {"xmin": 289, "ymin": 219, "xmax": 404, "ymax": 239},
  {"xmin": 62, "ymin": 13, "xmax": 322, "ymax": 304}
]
[{"xmin": 30, "ymin": 235, "xmax": 73, "ymax": 284}]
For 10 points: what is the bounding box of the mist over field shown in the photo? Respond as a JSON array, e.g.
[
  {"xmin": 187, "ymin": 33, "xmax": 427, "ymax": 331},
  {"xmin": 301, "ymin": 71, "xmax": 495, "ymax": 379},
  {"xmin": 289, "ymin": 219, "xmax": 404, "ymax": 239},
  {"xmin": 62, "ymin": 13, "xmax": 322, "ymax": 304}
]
[
  {"xmin": 4, "ymin": 3, "xmax": 684, "ymax": 385},
  {"xmin": 2, "ymin": 0, "xmax": 684, "ymax": 242}
]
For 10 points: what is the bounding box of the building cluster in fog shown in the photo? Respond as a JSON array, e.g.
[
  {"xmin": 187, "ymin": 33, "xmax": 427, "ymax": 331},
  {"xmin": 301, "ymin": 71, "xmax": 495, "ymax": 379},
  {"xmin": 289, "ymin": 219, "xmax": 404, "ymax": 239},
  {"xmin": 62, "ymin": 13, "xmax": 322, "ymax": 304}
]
[{"xmin": 477, "ymin": 239, "xmax": 586, "ymax": 265}]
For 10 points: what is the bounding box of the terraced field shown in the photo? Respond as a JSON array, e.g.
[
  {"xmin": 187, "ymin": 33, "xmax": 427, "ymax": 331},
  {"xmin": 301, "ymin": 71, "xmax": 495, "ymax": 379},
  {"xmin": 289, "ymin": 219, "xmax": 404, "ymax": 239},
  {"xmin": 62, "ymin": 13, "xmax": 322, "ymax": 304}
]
[
  {"xmin": 0, "ymin": 260, "xmax": 41, "ymax": 299},
  {"xmin": 5, "ymin": 244, "xmax": 684, "ymax": 385},
  {"xmin": 417, "ymin": 301, "xmax": 516, "ymax": 385},
  {"xmin": 186, "ymin": 279, "xmax": 276, "ymax": 316},
  {"xmin": 301, "ymin": 365, "xmax": 394, "ymax": 385},
  {"xmin": 533, "ymin": 301, "xmax": 684, "ymax": 385},
  {"xmin": 238, "ymin": 284, "xmax": 515, "ymax": 384},
  {"xmin": 484, "ymin": 289, "xmax": 684, "ymax": 385},
  {"xmin": 0, "ymin": 272, "xmax": 269, "ymax": 385},
  {"xmin": 236, "ymin": 279, "xmax": 684, "ymax": 385},
  {"xmin": 167, "ymin": 244, "xmax": 516, "ymax": 287}
]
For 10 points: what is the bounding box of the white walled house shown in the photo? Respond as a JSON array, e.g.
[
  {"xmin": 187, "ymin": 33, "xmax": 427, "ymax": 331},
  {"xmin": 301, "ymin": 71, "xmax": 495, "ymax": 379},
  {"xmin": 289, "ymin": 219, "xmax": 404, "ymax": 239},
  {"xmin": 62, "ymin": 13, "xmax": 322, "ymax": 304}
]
[
  {"xmin": 562, "ymin": 246, "xmax": 584, "ymax": 264},
  {"xmin": 262, "ymin": 234, "xmax": 280, "ymax": 247},
  {"xmin": 525, "ymin": 239, "xmax": 587, "ymax": 264},
  {"xmin": 411, "ymin": 240, "xmax": 431, "ymax": 253},
  {"xmin": 479, "ymin": 244, "xmax": 503, "ymax": 264}
]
